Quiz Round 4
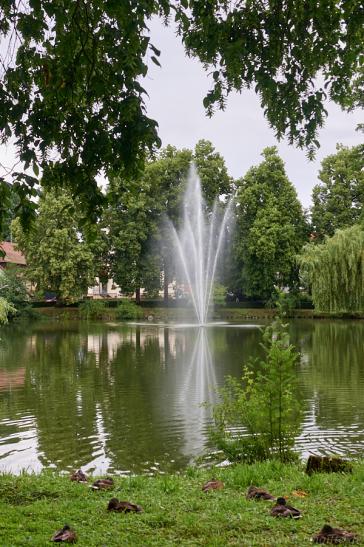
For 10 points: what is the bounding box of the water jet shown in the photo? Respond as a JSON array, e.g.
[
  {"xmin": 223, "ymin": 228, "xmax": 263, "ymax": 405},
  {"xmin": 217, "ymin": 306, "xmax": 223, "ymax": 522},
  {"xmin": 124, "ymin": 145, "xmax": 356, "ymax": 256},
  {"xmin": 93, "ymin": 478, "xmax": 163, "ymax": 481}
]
[{"xmin": 170, "ymin": 165, "xmax": 232, "ymax": 325}]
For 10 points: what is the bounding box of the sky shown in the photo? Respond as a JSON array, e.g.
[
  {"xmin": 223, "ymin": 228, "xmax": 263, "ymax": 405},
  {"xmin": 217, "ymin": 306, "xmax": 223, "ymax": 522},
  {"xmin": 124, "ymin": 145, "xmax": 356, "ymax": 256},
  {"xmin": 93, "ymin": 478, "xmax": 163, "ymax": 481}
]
[
  {"xmin": 0, "ymin": 17, "xmax": 362, "ymax": 210},
  {"xmin": 144, "ymin": 19, "xmax": 362, "ymax": 209}
]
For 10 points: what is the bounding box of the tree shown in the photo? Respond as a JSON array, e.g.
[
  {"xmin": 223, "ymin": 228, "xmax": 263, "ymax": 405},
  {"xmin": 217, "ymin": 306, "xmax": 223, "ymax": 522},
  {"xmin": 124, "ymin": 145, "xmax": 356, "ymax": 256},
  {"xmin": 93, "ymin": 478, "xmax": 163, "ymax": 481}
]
[
  {"xmin": 298, "ymin": 224, "xmax": 364, "ymax": 313},
  {"xmin": 146, "ymin": 145, "xmax": 192, "ymax": 301},
  {"xmin": 311, "ymin": 145, "xmax": 364, "ymax": 240},
  {"xmin": 152, "ymin": 141, "xmax": 233, "ymax": 300},
  {"xmin": 105, "ymin": 145, "xmax": 192, "ymax": 303},
  {"xmin": 193, "ymin": 140, "xmax": 232, "ymax": 206},
  {"xmin": 0, "ymin": 1, "xmax": 362, "ymax": 227},
  {"xmin": 12, "ymin": 190, "xmax": 97, "ymax": 302},
  {"xmin": 105, "ymin": 178, "xmax": 161, "ymax": 303},
  {"xmin": 106, "ymin": 140, "xmax": 233, "ymax": 302},
  {"xmin": 234, "ymin": 147, "xmax": 308, "ymax": 300}
]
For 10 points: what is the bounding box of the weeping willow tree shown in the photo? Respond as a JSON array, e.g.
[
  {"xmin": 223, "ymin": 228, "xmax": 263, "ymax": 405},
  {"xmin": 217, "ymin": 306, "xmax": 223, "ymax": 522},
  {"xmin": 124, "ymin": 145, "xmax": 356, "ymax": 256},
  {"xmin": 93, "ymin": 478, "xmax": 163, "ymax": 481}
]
[{"xmin": 299, "ymin": 225, "xmax": 364, "ymax": 312}]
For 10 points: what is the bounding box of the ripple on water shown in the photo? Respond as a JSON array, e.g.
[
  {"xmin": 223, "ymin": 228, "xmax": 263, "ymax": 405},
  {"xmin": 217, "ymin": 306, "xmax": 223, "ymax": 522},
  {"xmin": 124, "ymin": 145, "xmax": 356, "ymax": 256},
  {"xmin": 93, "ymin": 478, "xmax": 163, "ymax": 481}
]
[
  {"xmin": 0, "ymin": 415, "xmax": 43, "ymax": 473},
  {"xmin": 296, "ymin": 412, "xmax": 364, "ymax": 458}
]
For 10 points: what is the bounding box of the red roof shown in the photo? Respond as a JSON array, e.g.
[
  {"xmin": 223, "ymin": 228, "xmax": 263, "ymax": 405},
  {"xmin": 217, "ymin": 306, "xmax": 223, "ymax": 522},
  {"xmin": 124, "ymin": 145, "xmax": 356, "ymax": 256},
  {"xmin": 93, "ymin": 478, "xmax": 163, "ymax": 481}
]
[{"xmin": 0, "ymin": 242, "xmax": 26, "ymax": 266}]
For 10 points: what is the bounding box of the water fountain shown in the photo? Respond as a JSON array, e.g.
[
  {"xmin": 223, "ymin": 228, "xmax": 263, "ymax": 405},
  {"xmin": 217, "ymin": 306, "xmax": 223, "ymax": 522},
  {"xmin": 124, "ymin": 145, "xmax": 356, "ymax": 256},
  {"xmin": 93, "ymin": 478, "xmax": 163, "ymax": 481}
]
[{"xmin": 170, "ymin": 164, "xmax": 233, "ymax": 325}]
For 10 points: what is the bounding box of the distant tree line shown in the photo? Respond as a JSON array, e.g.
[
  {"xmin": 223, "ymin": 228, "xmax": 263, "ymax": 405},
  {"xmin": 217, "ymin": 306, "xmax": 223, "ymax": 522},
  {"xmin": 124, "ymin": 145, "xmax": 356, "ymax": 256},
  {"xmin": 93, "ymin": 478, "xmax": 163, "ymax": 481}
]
[{"xmin": 1, "ymin": 141, "xmax": 364, "ymax": 314}]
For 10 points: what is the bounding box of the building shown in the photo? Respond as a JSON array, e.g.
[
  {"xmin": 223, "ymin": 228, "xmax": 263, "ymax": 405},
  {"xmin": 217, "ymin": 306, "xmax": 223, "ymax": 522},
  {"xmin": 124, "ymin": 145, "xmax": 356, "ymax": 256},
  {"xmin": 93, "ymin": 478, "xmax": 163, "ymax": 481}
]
[
  {"xmin": 87, "ymin": 277, "xmax": 122, "ymax": 299},
  {"xmin": 0, "ymin": 241, "xmax": 26, "ymax": 270}
]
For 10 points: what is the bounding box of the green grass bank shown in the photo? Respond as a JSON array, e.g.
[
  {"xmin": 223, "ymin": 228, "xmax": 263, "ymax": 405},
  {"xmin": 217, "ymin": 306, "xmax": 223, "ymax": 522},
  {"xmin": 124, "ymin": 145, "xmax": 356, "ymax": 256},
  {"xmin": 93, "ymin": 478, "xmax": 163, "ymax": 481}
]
[{"xmin": 1, "ymin": 461, "xmax": 363, "ymax": 546}]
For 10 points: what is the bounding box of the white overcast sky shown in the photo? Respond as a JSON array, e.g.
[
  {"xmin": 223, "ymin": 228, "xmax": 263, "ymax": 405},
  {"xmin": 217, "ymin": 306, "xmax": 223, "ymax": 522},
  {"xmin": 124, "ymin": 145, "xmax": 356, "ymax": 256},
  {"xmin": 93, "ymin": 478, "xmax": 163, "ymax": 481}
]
[
  {"xmin": 144, "ymin": 19, "xmax": 362, "ymax": 209},
  {"xmin": 0, "ymin": 17, "xmax": 362, "ymax": 210}
]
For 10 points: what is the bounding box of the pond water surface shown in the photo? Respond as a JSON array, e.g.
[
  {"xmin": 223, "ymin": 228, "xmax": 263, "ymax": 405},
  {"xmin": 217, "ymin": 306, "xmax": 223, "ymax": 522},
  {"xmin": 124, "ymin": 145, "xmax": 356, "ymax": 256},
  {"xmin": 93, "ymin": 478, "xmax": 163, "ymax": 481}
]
[{"xmin": 0, "ymin": 319, "xmax": 363, "ymax": 474}]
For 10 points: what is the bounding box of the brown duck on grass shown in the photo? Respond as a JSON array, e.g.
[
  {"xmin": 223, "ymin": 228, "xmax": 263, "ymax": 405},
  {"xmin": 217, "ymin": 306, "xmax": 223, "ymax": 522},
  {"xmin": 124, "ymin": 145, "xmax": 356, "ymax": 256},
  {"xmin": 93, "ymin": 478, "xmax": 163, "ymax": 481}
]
[
  {"xmin": 70, "ymin": 469, "xmax": 87, "ymax": 483},
  {"xmin": 202, "ymin": 479, "xmax": 224, "ymax": 492},
  {"xmin": 312, "ymin": 524, "xmax": 358, "ymax": 544},
  {"xmin": 107, "ymin": 498, "xmax": 143, "ymax": 513},
  {"xmin": 51, "ymin": 525, "xmax": 77, "ymax": 543},
  {"xmin": 270, "ymin": 497, "xmax": 301, "ymax": 519},
  {"xmin": 246, "ymin": 486, "xmax": 275, "ymax": 501},
  {"xmin": 90, "ymin": 478, "xmax": 114, "ymax": 490}
]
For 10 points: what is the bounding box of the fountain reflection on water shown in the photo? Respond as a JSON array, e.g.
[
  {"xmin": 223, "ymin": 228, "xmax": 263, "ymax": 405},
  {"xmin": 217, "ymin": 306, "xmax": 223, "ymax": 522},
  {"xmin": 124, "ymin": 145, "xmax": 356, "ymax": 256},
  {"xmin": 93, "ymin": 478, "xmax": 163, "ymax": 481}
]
[
  {"xmin": 170, "ymin": 164, "xmax": 233, "ymax": 325},
  {"xmin": 177, "ymin": 327, "xmax": 217, "ymax": 457}
]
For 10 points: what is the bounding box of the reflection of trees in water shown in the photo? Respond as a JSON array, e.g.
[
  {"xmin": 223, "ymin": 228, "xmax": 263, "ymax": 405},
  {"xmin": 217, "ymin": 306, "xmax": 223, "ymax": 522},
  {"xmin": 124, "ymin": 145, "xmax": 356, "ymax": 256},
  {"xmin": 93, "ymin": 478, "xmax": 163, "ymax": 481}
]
[
  {"xmin": 99, "ymin": 326, "xmax": 228, "ymax": 469},
  {"xmin": 20, "ymin": 329, "xmax": 103, "ymax": 469},
  {"xmin": 0, "ymin": 324, "xmax": 193, "ymax": 472},
  {"xmin": 99, "ymin": 325, "xmax": 266, "ymax": 468},
  {"xmin": 292, "ymin": 320, "xmax": 364, "ymax": 428},
  {"xmin": 0, "ymin": 322, "xmax": 267, "ymax": 472},
  {"xmin": 98, "ymin": 328, "xmax": 191, "ymax": 472}
]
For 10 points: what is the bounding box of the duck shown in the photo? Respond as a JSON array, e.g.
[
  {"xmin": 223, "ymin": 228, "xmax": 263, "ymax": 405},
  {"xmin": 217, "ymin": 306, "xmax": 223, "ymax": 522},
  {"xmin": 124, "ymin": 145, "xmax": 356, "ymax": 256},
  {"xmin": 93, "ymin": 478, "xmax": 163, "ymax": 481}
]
[
  {"xmin": 312, "ymin": 524, "xmax": 358, "ymax": 544},
  {"xmin": 246, "ymin": 485, "xmax": 275, "ymax": 501},
  {"xmin": 270, "ymin": 497, "xmax": 301, "ymax": 519},
  {"xmin": 70, "ymin": 469, "xmax": 87, "ymax": 483},
  {"xmin": 51, "ymin": 525, "xmax": 77, "ymax": 543},
  {"xmin": 202, "ymin": 478, "xmax": 224, "ymax": 492},
  {"xmin": 107, "ymin": 497, "xmax": 143, "ymax": 513},
  {"xmin": 90, "ymin": 478, "xmax": 114, "ymax": 490}
]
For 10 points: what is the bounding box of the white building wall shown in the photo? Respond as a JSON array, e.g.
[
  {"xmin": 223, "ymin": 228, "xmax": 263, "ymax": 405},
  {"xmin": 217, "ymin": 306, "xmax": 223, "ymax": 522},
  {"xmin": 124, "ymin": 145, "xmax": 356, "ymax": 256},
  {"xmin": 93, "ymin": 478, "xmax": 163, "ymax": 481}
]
[{"xmin": 87, "ymin": 277, "xmax": 121, "ymax": 298}]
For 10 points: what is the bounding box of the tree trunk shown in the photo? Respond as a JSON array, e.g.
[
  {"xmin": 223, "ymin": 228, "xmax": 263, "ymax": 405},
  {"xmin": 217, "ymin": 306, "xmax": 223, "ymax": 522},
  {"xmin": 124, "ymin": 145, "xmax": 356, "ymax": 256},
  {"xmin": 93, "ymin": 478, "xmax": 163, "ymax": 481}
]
[{"xmin": 135, "ymin": 287, "xmax": 141, "ymax": 304}]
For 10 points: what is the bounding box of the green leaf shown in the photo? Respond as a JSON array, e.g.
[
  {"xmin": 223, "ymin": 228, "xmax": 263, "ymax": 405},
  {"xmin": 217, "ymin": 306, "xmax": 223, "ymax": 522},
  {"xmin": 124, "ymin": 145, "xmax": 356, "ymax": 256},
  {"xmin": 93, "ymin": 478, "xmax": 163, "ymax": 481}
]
[
  {"xmin": 151, "ymin": 55, "xmax": 161, "ymax": 67},
  {"xmin": 33, "ymin": 162, "xmax": 39, "ymax": 177}
]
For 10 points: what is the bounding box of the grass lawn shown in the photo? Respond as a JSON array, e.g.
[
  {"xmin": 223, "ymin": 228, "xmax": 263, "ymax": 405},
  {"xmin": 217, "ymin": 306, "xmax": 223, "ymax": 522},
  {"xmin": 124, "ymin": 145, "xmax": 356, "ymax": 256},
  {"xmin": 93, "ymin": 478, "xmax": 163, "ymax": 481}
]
[{"xmin": 0, "ymin": 461, "xmax": 363, "ymax": 546}]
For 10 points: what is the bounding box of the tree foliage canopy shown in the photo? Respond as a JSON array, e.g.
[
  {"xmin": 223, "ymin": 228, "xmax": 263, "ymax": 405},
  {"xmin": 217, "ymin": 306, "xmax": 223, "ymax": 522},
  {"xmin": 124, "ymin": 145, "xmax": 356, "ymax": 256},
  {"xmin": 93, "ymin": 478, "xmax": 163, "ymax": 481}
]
[
  {"xmin": 106, "ymin": 140, "xmax": 232, "ymax": 298},
  {"xmin": 0, "ymin": 0, "xmax": 362, "ymax": 228},
  {"xmin": 0, "ymin": 265, "xmax": 28, "ymax": 308},
  {"xmin": 311, "ymin": 144, "xmax": 364, "ymax": 239},
  {"xmin": 11, "ymin": 189, "xmax": 97, "ymax": 302},
  {"xmin": 105, "ymin": 176, "xmax": 162, "ymax": 297},
  {"xmin": 234, "ymin": 147, "xmax": 308, "ymax": 299},
  {"xmin": 0, "ymin": 185, "xmax": 19, "ymax": 242},
  {"xmin": 299, "ymin": 224, "xmax": 364, "ymax": 312}
]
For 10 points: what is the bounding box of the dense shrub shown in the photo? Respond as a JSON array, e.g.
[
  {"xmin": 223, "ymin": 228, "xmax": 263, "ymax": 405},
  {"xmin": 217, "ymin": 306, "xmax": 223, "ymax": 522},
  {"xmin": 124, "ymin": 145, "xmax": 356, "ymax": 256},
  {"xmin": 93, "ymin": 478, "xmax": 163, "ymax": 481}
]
[
  {"xmin": 0, "ymin": 266, "xmax": 36, "ymax": 319},
  {"xmin": 213, "ymin": 284, "xmax": 227, "ymax": 306},
  {"xmin": 116, "ymin": 300, "xmax": 143, "ymax": 320},
  {"xmin": 273, "ymin": 290, "xmax": 299, "ymax": 315},
  {"xmin": 79, "ymin": 300, "xmax": 107, "ymax": 320},
  {"xmin": 210, "ymin": 317, "xmax": 302, "ymax": 463},
  {"xmin": 0, "ymin": 266, "xmax": 28, "ymax": 306}
]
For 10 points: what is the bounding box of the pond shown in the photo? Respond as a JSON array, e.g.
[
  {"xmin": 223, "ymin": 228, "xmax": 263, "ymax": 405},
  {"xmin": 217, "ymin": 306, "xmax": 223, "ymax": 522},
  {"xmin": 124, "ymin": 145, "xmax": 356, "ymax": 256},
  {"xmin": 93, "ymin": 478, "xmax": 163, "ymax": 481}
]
[{"xmin": 0, "ymin": 319, "xmax": 363, "ymax": 474}]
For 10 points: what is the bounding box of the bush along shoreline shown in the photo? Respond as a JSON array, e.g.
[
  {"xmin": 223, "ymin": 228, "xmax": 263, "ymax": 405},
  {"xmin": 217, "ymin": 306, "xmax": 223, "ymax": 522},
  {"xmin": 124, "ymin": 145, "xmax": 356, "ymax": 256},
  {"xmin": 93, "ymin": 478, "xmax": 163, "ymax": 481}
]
[
  {"xmin": 15, "ymin": 302, "xmax": 364, "ymax": 324},
  {"xmin": 209, "ymin": 316, "xmax": 303, "ymax": 464},
  {"xmin": 0, "ymin": 460, "xmax": 362, "ymax": 546}
]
